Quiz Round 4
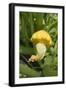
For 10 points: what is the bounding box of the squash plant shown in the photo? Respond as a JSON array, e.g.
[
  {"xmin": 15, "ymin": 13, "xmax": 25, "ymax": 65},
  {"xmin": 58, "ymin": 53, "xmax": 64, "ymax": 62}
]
[{"xmin": 19, "ymin": 12, "xmax": 58, "ymax": 78}]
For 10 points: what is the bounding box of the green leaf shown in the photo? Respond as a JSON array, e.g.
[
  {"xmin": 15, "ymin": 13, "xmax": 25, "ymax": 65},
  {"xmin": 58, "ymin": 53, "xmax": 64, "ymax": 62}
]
[
  {"xmin": 54, "ymin": 41, "xmax": 58, "ymax": 56},
  {"xmin": 42, "ymin": 64, "xmax": 58, "ymax": 76},
  {"xmin": 44, "ymin": 55, "xmax": 53, "ymax": 65},
  {"xmin": 28, "ymin": 13, "xmax": 34, "ymax": 35},
  {"xmin": 20, "ymin": 45, "xmax": 36, "ymax": 55},
  {"xmin": 48, "ymin": 21, "xmax": 57, "ymax": 30},
  {"xmin": 20, "ymin": 64, "xmax": 41, "ymax": 77},
  {"xmin": 42, "ymin": 55, "xmax": 58, "ymax": 76},
  {"xmin": 33, "ymin": 13, "xmax": 44, "ymax": 30}
]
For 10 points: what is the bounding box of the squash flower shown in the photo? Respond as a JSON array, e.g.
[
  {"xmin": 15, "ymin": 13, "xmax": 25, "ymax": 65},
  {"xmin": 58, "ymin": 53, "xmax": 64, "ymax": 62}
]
[{"xmin": 29, "ymin": 30, "xmax": 52, "ymax": 62}]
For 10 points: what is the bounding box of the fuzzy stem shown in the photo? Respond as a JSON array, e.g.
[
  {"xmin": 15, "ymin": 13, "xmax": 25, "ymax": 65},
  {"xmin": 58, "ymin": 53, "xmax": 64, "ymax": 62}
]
[
  {"xmin": 36, "ymin": 43, "xmax": 46, "ymax": 60},
  {"xmin": 29, "ymin": 43, "xmax": 46, "ymax": 62}
]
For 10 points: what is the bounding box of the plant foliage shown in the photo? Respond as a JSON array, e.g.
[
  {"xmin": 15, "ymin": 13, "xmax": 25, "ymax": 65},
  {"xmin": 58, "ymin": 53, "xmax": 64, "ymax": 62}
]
[{"xmin": 19, "ymin": 12, "xmax": 58, "ymax": 77}]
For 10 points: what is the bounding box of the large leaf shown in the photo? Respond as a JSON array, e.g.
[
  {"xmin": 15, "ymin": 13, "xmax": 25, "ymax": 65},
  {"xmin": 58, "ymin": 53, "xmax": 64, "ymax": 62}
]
[
  {"xmin": 42, "ymin": 64, "xmax": 58, "ymax": 76},
  {"xmin": 20, "ymin": 64, "xmax": 41, "ymax": 77},
  {"xmin": 42, "ymin": 55, "xmax": 58, "ymax": 76},
  {"xmin": 33, "ymin": 13, "xmax": 44, "ymax": 30},
  {"xmin": 20, "ymin": 45, "xmax": 36, "ymax": 55}
]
